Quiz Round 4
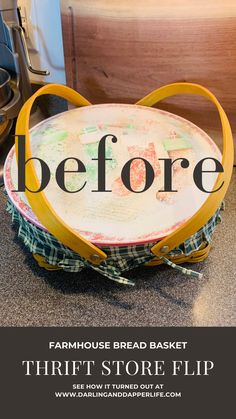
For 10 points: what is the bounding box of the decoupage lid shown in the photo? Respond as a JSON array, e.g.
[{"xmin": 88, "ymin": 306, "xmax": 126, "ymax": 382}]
[{"xmin": 4, "ymin": 104, "xmax": 221, "ymax": 245}]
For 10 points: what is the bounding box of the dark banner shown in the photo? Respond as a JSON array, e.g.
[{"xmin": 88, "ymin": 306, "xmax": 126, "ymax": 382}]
[{"xmin": 0, "ymin": 327, "xmax": 234, "ymax": 417}]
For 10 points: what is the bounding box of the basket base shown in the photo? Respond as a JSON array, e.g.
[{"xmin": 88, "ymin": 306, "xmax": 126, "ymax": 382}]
[
  {"xmin": 33, "ymin": 254, "xmax": 63, "ymax": 271},
  {"xmin": 145, "ymin": 242, "xmax": 211, "ymax": 267},
  {"xmin": 33, "ymin": 242, "xmax": 211, "ymax": 272}
]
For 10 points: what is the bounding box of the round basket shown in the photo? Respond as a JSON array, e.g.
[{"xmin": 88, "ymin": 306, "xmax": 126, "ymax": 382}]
[{"xmin": 4, "ymin": 83, "xmax": 234, "ymax": 285}]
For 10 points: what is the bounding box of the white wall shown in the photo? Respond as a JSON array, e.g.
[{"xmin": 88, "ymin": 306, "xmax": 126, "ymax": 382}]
[{"xmin": 18, "ymin": 0, "xmax": 66, "ymax": 84}]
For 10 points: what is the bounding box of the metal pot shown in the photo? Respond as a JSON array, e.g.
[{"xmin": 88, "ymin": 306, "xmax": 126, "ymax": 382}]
[{"xmin": 0, "ymin": 68, "xmax": 11, "ymax": 108}]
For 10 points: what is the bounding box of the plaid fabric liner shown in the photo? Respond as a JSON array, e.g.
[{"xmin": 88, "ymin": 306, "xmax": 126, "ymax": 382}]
[{"xmin": 6, "ymin": 200, "xmax": 223, "ymax": 285}]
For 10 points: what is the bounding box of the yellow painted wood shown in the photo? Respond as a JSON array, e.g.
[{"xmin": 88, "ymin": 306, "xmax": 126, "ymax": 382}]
[
  {"xmin": 15, "ymin": 84, "xmax": 107, "ymax": 265},
  {"xmin": 15, "ymin": 82, "xmax": 233, "ymax": 264},
  {"xmin": 135, "ymin": 82, "xmax": 234, "ymax": 257}
]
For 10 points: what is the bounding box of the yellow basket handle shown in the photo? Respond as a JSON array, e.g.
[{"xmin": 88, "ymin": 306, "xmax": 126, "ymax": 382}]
[
  {"xmin": 15, "ymin": 82, "xmax": 234, "ymax": 264},
  {"xmin": 136, "ymin": 82, "xmax": 234, "ymax": 257},
  {"xmin": 15, "ymin": 84, "xmax": 107, "ymax": 265}
]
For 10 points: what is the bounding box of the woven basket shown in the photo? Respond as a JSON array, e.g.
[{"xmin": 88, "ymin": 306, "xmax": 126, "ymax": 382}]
[{"xmin": 4, "ymin": 82, "xmax": 234, "ymax": 285}]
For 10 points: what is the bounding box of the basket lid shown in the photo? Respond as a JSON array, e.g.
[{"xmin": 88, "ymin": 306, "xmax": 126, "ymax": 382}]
[{"xmin": 4, "ymin": 103, "xmax": 221, "ymax": 246}]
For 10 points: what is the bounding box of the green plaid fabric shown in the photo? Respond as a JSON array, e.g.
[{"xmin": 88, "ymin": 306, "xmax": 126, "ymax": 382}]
[{"xmin": 6, "ymin": 200, "xmax": 223, "ymax": 285}]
